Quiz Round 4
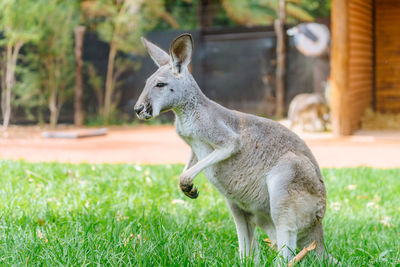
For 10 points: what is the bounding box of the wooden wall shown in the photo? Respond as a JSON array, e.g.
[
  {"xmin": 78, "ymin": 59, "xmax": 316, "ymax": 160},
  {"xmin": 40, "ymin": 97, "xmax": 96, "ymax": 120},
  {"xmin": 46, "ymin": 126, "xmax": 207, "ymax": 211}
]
[
  {"xmin": 331, "ymin": 0, "xmax": 373, "ymax": 135},
  {"xmin": 375, "ymin": 0, "xmax": 400, "ymax": 112}
]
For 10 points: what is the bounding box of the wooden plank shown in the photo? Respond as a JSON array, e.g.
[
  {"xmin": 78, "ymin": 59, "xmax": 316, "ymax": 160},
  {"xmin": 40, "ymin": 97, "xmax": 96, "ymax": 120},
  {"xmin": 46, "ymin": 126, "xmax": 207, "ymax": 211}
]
[
  {"xmin": 348, "ymin": 0, "xmax": 373, "ymax": 132},
  {"xmin": 350, "ymin": 0, "xmax": 372, "ymax": 7},
  {"xmin": 331, "ymin": 0, "xmax": 374, "ymax": 135},
  {"xmin": 349, "ymin": 34, "xmax": 373, "ymax": 43},
  {"xmin": 331, "ymin": 0, "xmax": 350, "ymax": 135},
  {"xmin": 348, "ymin": 25, "xmax": 372, "ymax": 36},
  {"xmin": 349, "ymin": 4, "xmax": 372, "ymax": 15},
  {"xmin": 42, "ymin": 128, "xmax": 108, "ymax": 139},
  {"xmin": 349, "ymin": 65, "xmax": 373, "ymax": 72},
  {"xmin": 375, "ymin": 0, "xmax": 400, "ymax": 113}
]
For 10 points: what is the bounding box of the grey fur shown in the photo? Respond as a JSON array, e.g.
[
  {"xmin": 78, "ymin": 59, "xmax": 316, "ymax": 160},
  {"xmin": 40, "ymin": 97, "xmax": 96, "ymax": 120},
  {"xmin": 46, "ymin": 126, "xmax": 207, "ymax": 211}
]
[{"xmin": 135, "ymin": 34, "xmax": 328, "ymax": 262}]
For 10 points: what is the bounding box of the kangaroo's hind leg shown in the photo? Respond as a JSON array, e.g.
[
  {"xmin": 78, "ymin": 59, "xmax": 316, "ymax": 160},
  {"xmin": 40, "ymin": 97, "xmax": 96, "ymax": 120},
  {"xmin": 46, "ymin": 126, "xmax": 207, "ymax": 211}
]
[
  {"xmin": 266, "ymin": 153, "xmax": 326, "ymax": 261},
  {"xmin": 266, "ymin": 161, "xmax": 298, "ymax": 260},
  {"xmin": 227, "ymin": 200, "xmax": 258, "ymax": 260}
]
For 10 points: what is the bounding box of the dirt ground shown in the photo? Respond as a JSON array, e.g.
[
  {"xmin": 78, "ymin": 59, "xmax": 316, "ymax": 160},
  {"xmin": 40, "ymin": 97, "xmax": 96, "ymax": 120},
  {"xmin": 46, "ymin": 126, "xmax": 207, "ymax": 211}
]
[{"xmin": 1, "ymin": 124, "xmax": 400, "ymax": 168}]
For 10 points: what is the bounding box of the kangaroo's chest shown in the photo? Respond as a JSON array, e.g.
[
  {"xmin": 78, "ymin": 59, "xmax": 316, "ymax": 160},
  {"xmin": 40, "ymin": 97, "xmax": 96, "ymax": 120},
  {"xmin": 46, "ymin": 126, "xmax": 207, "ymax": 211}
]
[
  {"xmin": 176, "ymin": 126, "xmax": 224, "ymax": 189},
  {"xmin": 175, "ymin": 119, "xmax": 270, "ymax": 212}
]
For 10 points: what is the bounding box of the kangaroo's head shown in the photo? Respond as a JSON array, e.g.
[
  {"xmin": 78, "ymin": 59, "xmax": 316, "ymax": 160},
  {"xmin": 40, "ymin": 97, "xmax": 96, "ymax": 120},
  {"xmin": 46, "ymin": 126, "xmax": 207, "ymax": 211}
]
[{"xmin": 134, "ymin": 34, "xmax": 194, "ymax": 120}]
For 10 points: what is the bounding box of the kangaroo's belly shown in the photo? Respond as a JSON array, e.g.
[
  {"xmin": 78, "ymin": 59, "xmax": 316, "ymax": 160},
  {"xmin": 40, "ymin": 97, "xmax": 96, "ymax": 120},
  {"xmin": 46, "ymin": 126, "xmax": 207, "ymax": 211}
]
[{"xmin": 214, "ymin": 153, "xmax": 271, "ymax": 213}]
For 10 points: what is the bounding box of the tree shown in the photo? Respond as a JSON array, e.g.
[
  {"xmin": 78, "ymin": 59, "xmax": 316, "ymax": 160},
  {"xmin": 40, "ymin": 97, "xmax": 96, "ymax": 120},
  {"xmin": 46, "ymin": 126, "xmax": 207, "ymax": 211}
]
[
  {"xmin": 218, "ymin": 0, "xmax": 320, "ymax": 118},
  {"xmin": 74, "ymin": 25, "xmax": 86, "ymax": 126},
  {"xmin": 220, "ymin": 0, "xmax": 314, "ymax": 26},
  {"xmin": 87, "ymin": 0, "xmax": 178, "ymax": 124},
  {"xmin": 274, "ymin": 0, "xmax": 286, "ymax": 118},
  {"xmin": 25, "ymin": 0, "xmax": 79, "ymax": 127},
  {"xmin": 0, "ymin": 0, "xmax": 42, "ymax": 130}
]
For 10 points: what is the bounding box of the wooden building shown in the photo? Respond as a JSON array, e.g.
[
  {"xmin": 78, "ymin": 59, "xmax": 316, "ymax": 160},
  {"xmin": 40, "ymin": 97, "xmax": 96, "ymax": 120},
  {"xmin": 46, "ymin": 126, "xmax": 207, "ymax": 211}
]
[{"xmin": 331, "ymin": 0, "xmax": 400, "ymax": 135}]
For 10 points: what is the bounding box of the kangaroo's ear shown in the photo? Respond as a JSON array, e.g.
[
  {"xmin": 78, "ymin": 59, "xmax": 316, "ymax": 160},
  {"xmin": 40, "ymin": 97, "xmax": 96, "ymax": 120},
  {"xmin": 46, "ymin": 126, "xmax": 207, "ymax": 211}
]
[
  {"xmin": 141, "ymin": 37, "xmax": 170, "ymax": 67},
  {"xmin": 169, "ymin": 33, "xmax": 193, "ymax": 74}
]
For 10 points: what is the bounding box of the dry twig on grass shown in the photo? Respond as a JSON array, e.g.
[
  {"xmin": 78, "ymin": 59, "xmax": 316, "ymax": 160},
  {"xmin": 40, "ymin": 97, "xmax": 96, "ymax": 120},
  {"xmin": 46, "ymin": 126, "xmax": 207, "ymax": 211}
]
[{"xmin": 288, "ymin": 240, "xmax": 316, "ymax": 267}]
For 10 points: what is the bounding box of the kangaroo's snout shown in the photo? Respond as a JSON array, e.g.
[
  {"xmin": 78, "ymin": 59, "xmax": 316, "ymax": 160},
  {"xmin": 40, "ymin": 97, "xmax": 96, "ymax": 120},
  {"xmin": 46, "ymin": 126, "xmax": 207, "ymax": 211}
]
[
  {"xmin": 134, "ymin": 104, "xmax": 144, "ymax": 115},
  {"xmin": 134, "ymin": 101, "xmax": 153, "ymax": 120}
]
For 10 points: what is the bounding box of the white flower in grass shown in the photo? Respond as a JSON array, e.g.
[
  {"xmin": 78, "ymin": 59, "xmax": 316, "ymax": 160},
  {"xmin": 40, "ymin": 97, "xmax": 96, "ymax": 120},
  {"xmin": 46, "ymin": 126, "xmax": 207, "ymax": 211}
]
[
  {"xmin": 345, "ymin": 184, "xmax": 357, "ymax": 190},
  {"xmin": 330, "ymin": 201, "xmax": 341, "ymax": 211},
  {"xmin": 79, "ymin": 180, "xmax": 87, "ymax": 187},
  {"xmin": 379, "ymin": 216, "xmax": 392, "ymax": 227},
  {"xmin": 366, "ymin": 202, "xmax": 380, "ymax": 209},
  {"xmin": 145, "ymin": 177, "xmax": 152, "ymax": 185},
  {"xmin": 116, "ymin": 211, "xmax": 129, "ymax": 221},
  {"xmin": 134, "ymin": 164, "xmax": 142, "ymax": 171},
  {"xmin": 171, "ymin": 199, "xmax": 185, "ymax": 205},
  {"xmin": 37, "ymin": 229, "xmax": 48, "ymax": 243}
]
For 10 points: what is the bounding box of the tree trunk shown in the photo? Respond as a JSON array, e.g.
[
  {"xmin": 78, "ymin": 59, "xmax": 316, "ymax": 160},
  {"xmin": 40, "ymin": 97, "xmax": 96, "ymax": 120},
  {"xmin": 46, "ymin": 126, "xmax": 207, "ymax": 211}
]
[
  {"xmin": 74, "ymin": 26, "xmax": 86, "ymax": 126},
  {"xmin": 102, "ymin": 2, "xmax": 129, "ymax": 125},
  {"xmin": 2, "ymin": 41, "xmax": 23, "ymax": 130},
  {"xmin": 48, "ymin": 61, "xmax": 58, "ymax": 128},
  {"xmin": 103, "ymin": 41, "xmax": 117, "ymax": 124},
  {"xmin": 49, "ymin": 89, "xmax": 58, "ymax": 128},
  {"xmin": 1, "ymin": 52, "xmax": 6, "ymax": 123},
  {"xmin": 274, "ymin": 0, "xmax": 286, "ymax": 119}
]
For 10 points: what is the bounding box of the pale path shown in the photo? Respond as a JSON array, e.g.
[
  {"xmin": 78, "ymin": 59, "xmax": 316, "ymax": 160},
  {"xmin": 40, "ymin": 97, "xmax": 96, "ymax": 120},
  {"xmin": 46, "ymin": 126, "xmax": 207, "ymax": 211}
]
[{"xmin": 1, "ymin": 125, "xmax": 399, "ymax": 168}]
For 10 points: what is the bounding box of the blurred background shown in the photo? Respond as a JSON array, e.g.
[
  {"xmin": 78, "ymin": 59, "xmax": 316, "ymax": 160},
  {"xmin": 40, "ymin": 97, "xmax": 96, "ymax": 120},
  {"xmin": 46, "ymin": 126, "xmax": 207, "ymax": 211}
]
[
  {"xmin": 0, "ymin": 0, "xmax": 331, "ymax": 128},
  {"xmin": 1, "ymin": 0, "xmax": 399, "ymax": 167}
]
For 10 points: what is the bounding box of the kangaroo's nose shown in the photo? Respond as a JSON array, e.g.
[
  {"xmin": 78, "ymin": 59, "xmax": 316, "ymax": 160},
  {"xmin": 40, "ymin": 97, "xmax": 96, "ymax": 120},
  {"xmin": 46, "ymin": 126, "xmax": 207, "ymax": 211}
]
[{"xmin": 134, "ymin": 104, "xmax": 144, "ymax": 115}]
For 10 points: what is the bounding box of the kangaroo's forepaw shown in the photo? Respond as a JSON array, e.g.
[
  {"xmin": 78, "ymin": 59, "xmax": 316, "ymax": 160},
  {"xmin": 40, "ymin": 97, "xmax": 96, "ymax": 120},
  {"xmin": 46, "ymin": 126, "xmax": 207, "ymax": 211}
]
[{"xmin": 179, "ymin": 182, "xmax": 199, "ymax": 199}]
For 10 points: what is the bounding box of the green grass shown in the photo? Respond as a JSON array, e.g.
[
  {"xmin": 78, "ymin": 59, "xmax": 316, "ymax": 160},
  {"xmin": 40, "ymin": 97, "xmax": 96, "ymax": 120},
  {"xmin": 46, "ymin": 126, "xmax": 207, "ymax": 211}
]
[{"xmin": 0, "ymin": 160, "xmax": 399, "ymax": 266}]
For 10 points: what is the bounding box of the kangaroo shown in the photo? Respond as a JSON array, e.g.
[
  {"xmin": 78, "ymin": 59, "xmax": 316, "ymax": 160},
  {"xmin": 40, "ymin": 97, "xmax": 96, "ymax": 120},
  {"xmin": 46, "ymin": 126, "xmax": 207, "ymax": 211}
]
[
  {"xmin": 134, "ymin": 34, "xmax": 328, "ymax": 262},
  {"xmin": 288, "ymin": 93, "xmax": 330, "ymax": 132}
]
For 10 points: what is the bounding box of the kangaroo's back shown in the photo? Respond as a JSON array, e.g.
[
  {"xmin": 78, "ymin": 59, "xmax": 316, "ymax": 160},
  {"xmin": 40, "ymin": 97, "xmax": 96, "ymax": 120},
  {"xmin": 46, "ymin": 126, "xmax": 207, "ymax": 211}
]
[{"xmin": 207, "ymin": 101, "xmax": 320, "ymax": 171}]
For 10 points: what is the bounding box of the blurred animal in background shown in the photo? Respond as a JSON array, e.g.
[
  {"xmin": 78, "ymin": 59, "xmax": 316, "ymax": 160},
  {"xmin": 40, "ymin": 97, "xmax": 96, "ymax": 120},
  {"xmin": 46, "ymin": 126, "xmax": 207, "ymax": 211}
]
[
  {"xmin": 287, "ymin": 23, "xmax": 331, "ymax": 132},
  {"xmin": 288, "ymin": 93, "xmax": 329, "ymax": 132},
  {"xmin": 287, "ymin": 23, "xmax": 330, "ymax": 57}
]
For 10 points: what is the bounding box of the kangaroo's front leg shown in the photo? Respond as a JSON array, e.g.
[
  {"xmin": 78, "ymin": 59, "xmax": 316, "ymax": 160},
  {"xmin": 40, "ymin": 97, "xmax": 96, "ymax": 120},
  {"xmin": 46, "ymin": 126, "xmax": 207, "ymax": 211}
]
[
  {"xmin": 180, "ymin": 150, "xmax": 198, "ymax": 199},
  {"xmin": 180, "ymin": 137, "xmax": 240, "ymax": 198}
]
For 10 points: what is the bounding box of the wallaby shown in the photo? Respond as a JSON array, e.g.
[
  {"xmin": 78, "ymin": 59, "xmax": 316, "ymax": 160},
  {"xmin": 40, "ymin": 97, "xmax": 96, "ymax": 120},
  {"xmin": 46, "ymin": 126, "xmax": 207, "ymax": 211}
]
[
  {"xmin": 288, "ymin": 93, "xmax": 330, "ymax": 132},
  {"xmin": 135, "ymin": 34, "xmax": 328, "ymax": 262}
]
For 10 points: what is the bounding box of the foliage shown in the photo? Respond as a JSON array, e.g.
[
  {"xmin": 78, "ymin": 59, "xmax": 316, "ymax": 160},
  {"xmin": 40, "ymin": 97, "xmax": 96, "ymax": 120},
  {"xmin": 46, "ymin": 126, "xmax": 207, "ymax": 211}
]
[
  {"xmin": 0, "ymin": 0, "xmax": 332, "ymax": 127},
  {"xmin": 85, "ymin": 0, "xmax": 178, "ymax": 124},
  {"xmin": 0, "ymin": 160, "xmax": 399, "ymax": 265},
  {"xmin": 0, "ymin": 0, "xmax": 42, "ymax": 46},
  {"xmin": 219, "ymin": 0, "xmax": 311, "ymax": 27},
  {"xmin": 300, "ymin": 0, "xmax": 331, "ymax": 18},
  {"xmin": 94, "ymin": 0, "xmax": 147, "ymax": 55},
  {"xmin": 0, "ymin": 0, "xmax": 43, "ymax": 129},
  {"xmin": 12, "ymin": 65, "xmax": 46, "ymax": 123},
  {"xmin": 22, "ymin": 0, "xmax": 79, "ymax": 127},
  {"xmin": 154, "ymin": 0, "xmax": 199, "ymax": 30},
  {"xmin": 215, "ymin": 0, "xmax": 330, "ymax": 27},
  {"xmin": 86, "ymin": 63, "xmax": 104, "ymax": 115}
]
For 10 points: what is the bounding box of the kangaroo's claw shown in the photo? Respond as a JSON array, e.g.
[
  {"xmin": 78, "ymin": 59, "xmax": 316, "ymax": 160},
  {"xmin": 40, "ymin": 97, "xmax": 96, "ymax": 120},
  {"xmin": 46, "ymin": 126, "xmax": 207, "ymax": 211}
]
[{"xmin": 180, "ymin": 183, "xmax": 199, "ymax": 199}]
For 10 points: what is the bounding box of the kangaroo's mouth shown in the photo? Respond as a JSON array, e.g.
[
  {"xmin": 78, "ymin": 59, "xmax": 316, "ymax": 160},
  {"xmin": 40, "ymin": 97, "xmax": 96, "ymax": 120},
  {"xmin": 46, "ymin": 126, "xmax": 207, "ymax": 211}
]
[{"xmin": 136, "ymin": 103, "xmax": 153, "ymax": 120}]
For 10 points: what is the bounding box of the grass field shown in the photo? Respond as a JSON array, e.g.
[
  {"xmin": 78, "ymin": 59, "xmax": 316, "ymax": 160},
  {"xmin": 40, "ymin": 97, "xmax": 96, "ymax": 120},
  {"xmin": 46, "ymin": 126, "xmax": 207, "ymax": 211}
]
[{"xmin": 0, "ymin": 160, "xmax": 399, "ymax": 266}]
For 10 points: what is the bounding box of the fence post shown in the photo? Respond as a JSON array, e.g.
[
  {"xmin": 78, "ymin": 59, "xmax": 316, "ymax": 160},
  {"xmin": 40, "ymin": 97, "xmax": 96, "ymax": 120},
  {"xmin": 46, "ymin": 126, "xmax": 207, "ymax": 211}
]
[
  {"xmin": 74, "ymin": 26, "xmax": 86, "ymax": 126},
  {"xmin": 274, "ymin": 0, "xmax": 286, "ymax": 118}
]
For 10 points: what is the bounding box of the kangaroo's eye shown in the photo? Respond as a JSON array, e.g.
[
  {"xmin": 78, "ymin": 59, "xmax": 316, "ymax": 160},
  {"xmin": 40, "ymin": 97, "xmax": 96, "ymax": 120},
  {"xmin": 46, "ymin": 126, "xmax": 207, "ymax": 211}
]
[{"xmin": 156, "ymin": 82, "xmax": 167, "ymax": 87}]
